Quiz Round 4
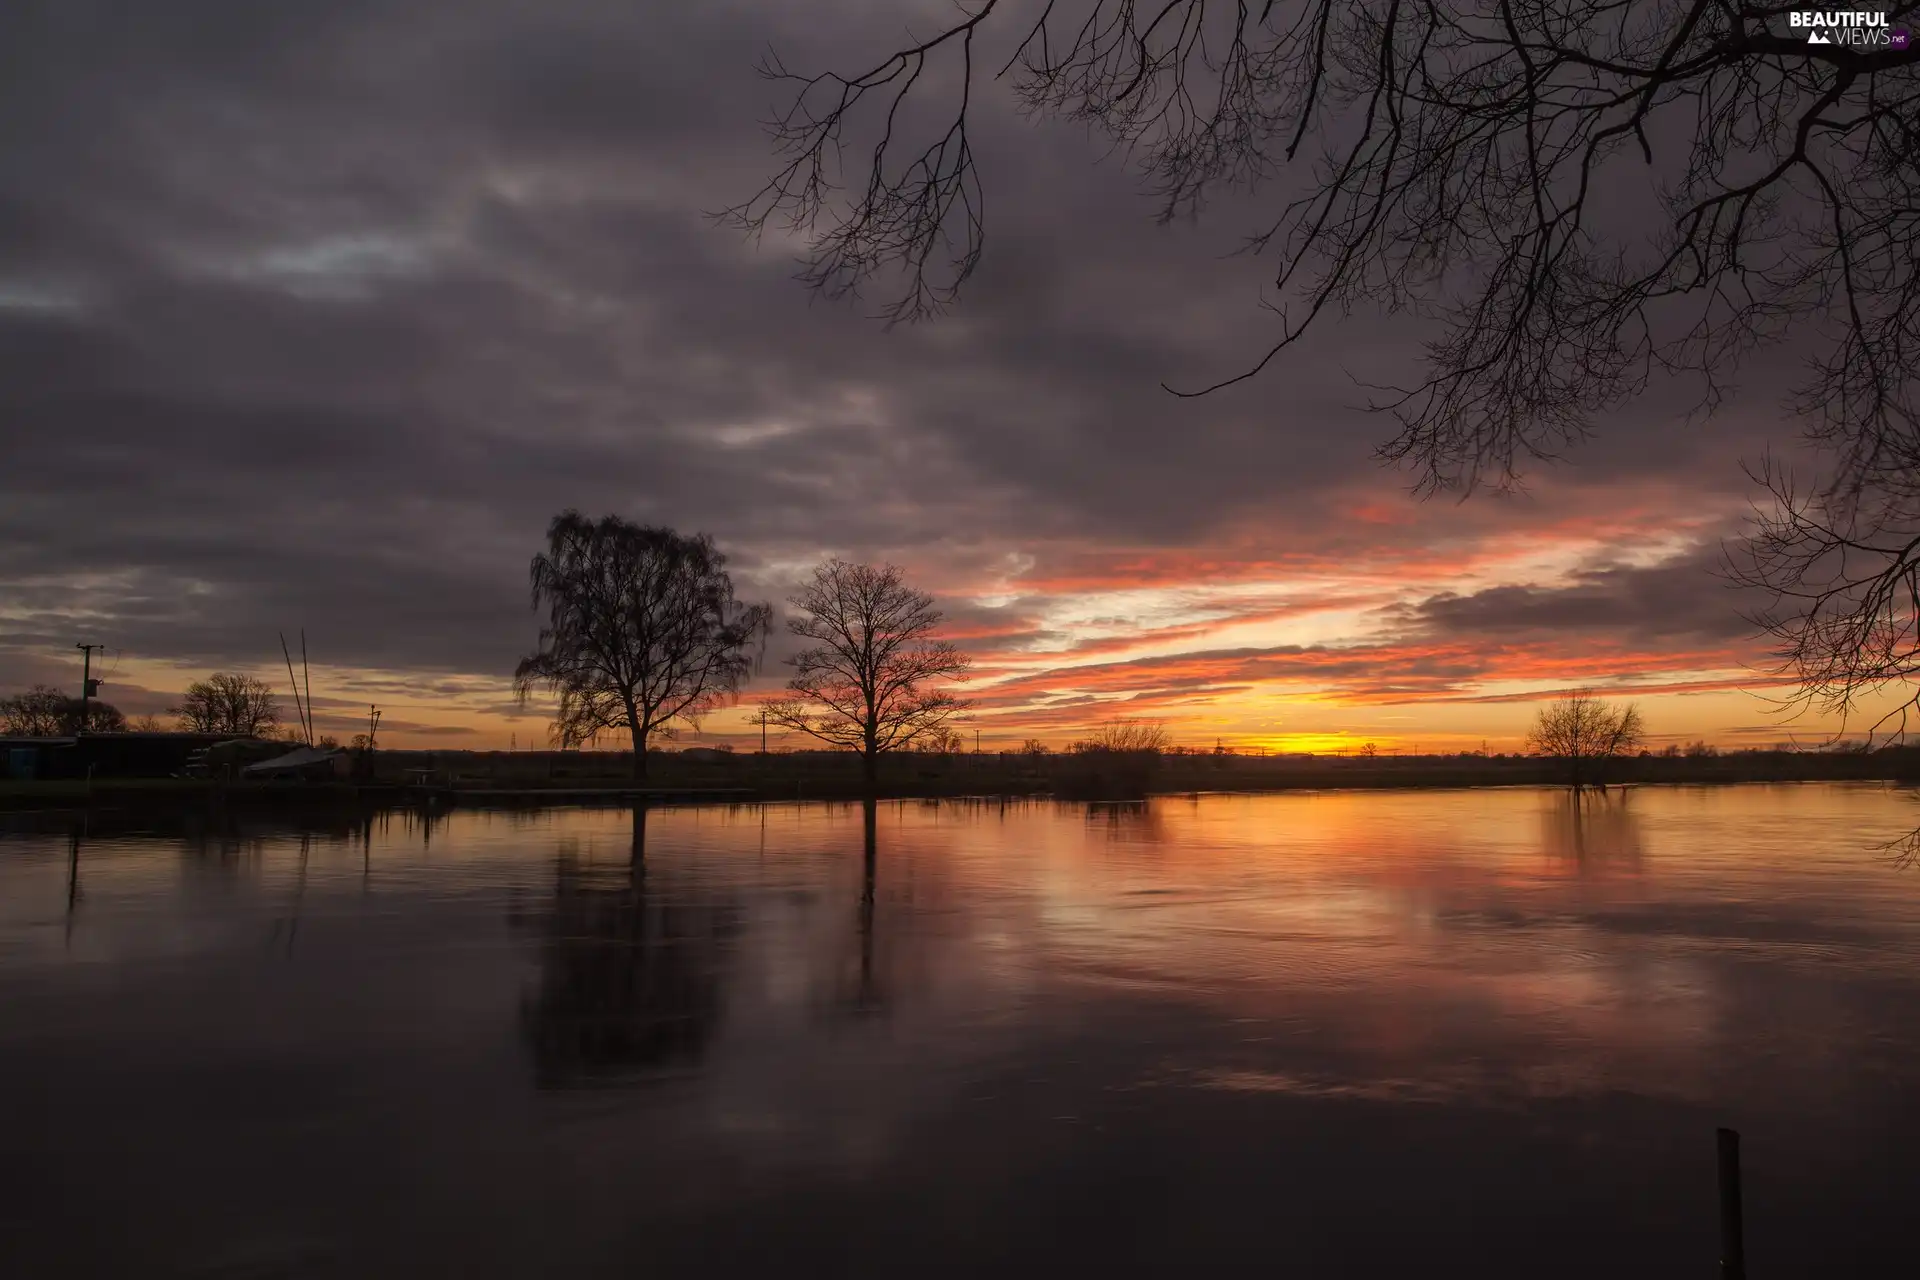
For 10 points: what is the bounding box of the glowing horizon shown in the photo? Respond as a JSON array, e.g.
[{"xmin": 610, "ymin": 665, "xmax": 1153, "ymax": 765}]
[{"xmin": 12, "ymin": 495, "xmax": 1880, "ymax": 758}]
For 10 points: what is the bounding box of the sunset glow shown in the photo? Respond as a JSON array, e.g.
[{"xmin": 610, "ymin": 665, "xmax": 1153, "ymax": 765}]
[{"xmin": 0, "ymin": 4, "xmax": 1872, "ymax": 757}]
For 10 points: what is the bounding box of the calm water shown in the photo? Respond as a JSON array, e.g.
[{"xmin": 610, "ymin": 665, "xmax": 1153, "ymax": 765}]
[{"xmin": 5, "ymin": 784, "xmax": 1920, "ymax": 1276}]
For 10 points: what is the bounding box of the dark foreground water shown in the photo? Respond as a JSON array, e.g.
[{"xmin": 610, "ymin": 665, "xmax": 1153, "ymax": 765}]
[{"xmin": 4, "ymin": 784, "xmax": 1920, "ymax": 1277}]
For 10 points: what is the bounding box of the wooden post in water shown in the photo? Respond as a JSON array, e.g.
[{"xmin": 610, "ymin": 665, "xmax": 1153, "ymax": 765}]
[{"xmin": 1717, "ymin": 1127, "xmax": 1746, "ymax": 1280}]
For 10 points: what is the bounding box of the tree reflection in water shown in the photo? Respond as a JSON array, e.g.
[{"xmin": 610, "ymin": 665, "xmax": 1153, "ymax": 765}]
[
  {"xmin": 853, "ymin": 797, "xmax": 879, "ymax": 1015},
  {"xmin": 817, "ymin": 797, "xmax": 888, "ymax": 1020},
  {"xmin": 1084, "ymin": 799, "xmax": 1168, "ymax": 843},
  {"xmin": 1541, "ymin": 788, "xmax": 1646, "ymax": 871},
  {"xmin": 519, "ymin": 805, "xmax": 741, "ymax": 1089}
]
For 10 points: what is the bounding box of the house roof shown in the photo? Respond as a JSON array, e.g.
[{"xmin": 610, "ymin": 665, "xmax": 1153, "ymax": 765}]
[{"xmin": 241, "ymin": 746, "xmax": 347, "ymax": 775}]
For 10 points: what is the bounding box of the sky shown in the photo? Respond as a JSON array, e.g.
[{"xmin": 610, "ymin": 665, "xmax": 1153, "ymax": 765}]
[{"xmin": 0, "ymin": 0, "xmax": 1875, "ymax": 753}]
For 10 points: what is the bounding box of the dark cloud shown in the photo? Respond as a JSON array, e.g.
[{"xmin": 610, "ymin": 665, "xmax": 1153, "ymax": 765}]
[
  {"xmin": 0, "ymin": 1, "xmax": 1797, "ymax": 727},
  {"xmin": 1405, "ymin": 542, "xmax": 1761, "ymax": 645}
]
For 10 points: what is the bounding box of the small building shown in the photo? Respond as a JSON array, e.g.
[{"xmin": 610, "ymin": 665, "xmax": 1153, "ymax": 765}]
[
  {"xmin": 0, "ymin": 732, "xmax": 241, "ymax": 781},
  {"xmin": 241, "ymin": 746, "xmax": 351, "ymax": 782},
  {"xmin": 2, "ymin": 737, "xmax": 71, "ymax": 780},
  {"xmin": 188, "ymin": 737, "xmax": 298, "ymax": 778},
  {"xmin": 679, "ymin": 747, "xmax": 735, "ymax": 765}
]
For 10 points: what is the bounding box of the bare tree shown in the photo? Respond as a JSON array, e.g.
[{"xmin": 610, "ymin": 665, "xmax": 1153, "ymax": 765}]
[
  {"xmin": 131, "ymin": 714, "xmax": 165, "ymax": 732},
  {"xmin": 70, "ymin": 701, "xmax": 126, "ymax": 733},
  {"xmin": 171, "ymin": 673, "xmax": 281, "ymax": 737},
  {"xmin": 1069, "ymin": 718, "xmax": 1172, "ymax": 754},
  {"xmin": 1, "ymin": 685, "xmax": 126, "ymax": 735},
  {"xmin": 765, "ymin": 560, "xmax": 972, "ymax": 788},
  {"xmin": 1527, "ymin": 689, "xmax": 1646, "ymax": 790},
  {"xmin": 911, "ymin": 725, "xmax": 968, "ymax": 755},
  {"xmin": 1, "ymin": 685, "xmax": 69, "ymax": 736},
  {"xmin": 514, "ymin": 512, "xmax": 773, "ymax": 781},
  {"xmin": 731, "ymin": 3, "xmax": 1919, "ymax": 498}
]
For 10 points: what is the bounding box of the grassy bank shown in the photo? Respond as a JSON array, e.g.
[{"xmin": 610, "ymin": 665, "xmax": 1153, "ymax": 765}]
[
  {"xmin": 7, "ymin": 745, "xmax": 1916, "ymax": 812},
  {"xmin": 364, "ymin": 744, "xmax": 1920, "ymax": 799}
]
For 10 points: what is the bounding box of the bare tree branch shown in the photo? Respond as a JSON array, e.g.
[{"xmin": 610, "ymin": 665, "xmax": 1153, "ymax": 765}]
[
  {"xmin": 729, "ymin": 2, "xmax": 1920, "ymax": 498},
  {"xmin": 1730, "ymin": 455, "xmax": 1920, "ymax": 746}
]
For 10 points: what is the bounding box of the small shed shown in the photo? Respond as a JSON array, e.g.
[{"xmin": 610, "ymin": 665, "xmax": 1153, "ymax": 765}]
[
  {"xmin": 241, "ymin": 746, "xmax": 351, "ymax": 781},
  {"xmin": 188, "ymin": 737, "xmax": 295, "ymax": 778},
  {"xmin": 1, "ymin": 737, "xmax": 74, "ymax": 780},
  {"xmin": 0, "ymin": 732, "xmax": 237, "ymax": 780}
]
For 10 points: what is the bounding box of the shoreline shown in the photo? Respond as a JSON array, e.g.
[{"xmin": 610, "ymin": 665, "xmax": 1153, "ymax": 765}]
[{"xmin": 3, "ymin": 756, "xmax": 1914, "ymax": 816}]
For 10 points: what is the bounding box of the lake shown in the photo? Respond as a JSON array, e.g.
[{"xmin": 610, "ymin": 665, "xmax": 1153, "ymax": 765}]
[{"xmin": 4, "ymin": 783, "xmax": 1920, "ymax": 1277}]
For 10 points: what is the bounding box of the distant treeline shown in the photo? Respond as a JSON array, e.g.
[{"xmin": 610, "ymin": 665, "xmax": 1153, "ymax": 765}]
[{"xmin": 352, "ymin": 742, "xmax": 1920, "ymax": 802}]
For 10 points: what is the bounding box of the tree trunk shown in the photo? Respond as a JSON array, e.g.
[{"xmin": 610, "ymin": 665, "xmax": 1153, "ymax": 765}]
[
  {"xmin": 861, "ymin": 748, "xmax": 878, "ymax": 794},
  {"xmin": 631, "ymin": 722, "xmax": 648, "ymax": 783}
]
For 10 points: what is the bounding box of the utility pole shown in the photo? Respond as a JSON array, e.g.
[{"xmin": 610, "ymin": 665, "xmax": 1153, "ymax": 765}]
[
  {"xmin": 759, "ymin": 707, "xmax": 769, "ymax": 755},
  {"xmin": 367, "ymin": 705, "xmax": 382, "ymax": 751},
  {"xmin": 975, "ymin": 727, "xmax": 981, "ymax": 755},
  {"xmin": 75, "ymin": 644, "xmax": 103, "ymax": 734}
]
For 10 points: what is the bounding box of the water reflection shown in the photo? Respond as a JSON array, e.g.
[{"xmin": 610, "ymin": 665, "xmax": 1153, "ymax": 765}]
[
  {"xmin": 64, "ymin": 819, "xmax": 83, "ymax": 946},
  {"xmin": 1085, "ymin": 799, "xmax": 1168, "ymax": 843},
  {"xmin": 7, "ymin": 787, "xmax": 1920, "ymax": 1276},
  {"xmin": 1540, "ymin": 788, "xmax": 1646, "ymax": 871},
  {"xmin": 265, "ymin": 833, "xmax": 312, "ymax": 957},
  {"xmin": 848, "ymin": 798, "xmax": 881, "ymax": 1015},
  {"xmin": 518, "ymin": 806, "xmax": 742, "ymax": 1088}
]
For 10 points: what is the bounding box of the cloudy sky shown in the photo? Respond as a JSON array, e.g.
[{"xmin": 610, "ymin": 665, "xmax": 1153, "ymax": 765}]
[{"xmin": 0, "ymin": 0, "xmax": 1866, "ymax": 752}]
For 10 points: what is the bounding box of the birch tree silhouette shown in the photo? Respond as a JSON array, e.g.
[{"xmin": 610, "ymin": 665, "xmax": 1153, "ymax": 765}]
[{"xmin": 515, "ymin": 513, "xmax": 772, "ymax": 781}]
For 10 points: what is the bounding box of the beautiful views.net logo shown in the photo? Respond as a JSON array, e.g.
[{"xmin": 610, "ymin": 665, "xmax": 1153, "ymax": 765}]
[{"xmin": 1787, "ymin": 11, "xmax": 1904, "ymax": 45}]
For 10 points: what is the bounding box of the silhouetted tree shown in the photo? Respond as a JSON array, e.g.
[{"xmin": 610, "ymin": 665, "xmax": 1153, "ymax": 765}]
[
  {"xmin": 513, "ymin": 512, "xmax": 773, "ymax": 781},
  {"xmin": 0, "ymin": 685, "xmax": 125, "ymax": 735},
  {"xmin": 765, "ymin": 560, "xmax": 971, "ymax": 789},
  {"xmin": 172, "ymin": 673, "xmax": 280, "ymax": 736},
  {"xmin": 1058, "ymin": 717, "xmax": 1167, "ymax": 798},
  {"xmin": 69, "ymin": 700, "xmax": 125, "ymax": 733},
  {"xmin": 1528, "ymin": 690, "xmax": 1645, "ymax": 790},
  {"xmin": 1, "ymin": 685, "xmax": 67, "ymax": 736},
  {"xmin": 911, "ymin": 725, "xmax": 966, "ymax": 755},
  {"xmin": 1069, "ymin": 718, "xmax": 1171, "ymax": 754}
]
